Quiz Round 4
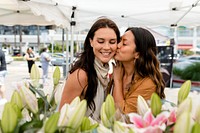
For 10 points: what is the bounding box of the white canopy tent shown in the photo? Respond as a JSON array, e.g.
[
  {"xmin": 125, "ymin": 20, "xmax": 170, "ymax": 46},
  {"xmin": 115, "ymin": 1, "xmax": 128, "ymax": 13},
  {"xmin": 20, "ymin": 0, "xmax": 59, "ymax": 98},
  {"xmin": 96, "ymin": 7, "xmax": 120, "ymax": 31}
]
[
  {"xmin": 1, "ymin": 0, "xmax": 200, "ymax": 29},
  {"xmin": 53, "ymin": 0, "xmax": 200, "ymax": 31},
  {"xmin": 1, "ymin": 0, "xmax": 200, "ymax": 75},
  {"xmin": 0, "ymin": 0, "xmax": 69, "ymax": 27}
]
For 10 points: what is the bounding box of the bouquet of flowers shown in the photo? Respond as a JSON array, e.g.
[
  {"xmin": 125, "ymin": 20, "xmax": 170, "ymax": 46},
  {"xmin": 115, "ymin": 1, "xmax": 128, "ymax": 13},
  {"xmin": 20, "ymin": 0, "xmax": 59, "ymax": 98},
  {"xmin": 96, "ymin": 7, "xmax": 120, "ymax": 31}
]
[{"xmin": 0, "ymin": 64, "xmax": 200, "ymax": 133}]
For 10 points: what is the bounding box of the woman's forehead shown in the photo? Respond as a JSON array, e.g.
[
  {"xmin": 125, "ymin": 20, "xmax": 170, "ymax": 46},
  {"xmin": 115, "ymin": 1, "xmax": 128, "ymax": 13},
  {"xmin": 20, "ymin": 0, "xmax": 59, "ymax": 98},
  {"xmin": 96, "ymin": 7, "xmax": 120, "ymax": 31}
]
[{"xmin": 122, "ymin": 31, "xmax": 134, "ymax": 40}]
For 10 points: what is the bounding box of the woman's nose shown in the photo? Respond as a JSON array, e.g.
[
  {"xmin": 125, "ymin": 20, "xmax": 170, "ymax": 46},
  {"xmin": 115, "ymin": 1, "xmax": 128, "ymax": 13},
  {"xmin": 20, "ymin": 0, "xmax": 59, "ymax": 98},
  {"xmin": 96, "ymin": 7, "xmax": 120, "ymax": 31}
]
[{"xmin": 103, "ymin": 42, "xmax": 110, "ymax": 49}]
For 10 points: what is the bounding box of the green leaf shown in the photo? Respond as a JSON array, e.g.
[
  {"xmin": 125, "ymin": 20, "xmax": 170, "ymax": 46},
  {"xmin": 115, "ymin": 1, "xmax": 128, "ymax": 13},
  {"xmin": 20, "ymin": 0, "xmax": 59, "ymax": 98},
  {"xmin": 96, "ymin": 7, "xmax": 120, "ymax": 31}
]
[
  {"xmin": 18, "ymin": 119, "xmax": 43, "ymax": 133},
  {"xmin": 178, "ymin": 80, "xmax": 191, "ymax": 105},
  {"xmin": 53, "ymin": 66, "xmax": 61, "ymax": 86}
]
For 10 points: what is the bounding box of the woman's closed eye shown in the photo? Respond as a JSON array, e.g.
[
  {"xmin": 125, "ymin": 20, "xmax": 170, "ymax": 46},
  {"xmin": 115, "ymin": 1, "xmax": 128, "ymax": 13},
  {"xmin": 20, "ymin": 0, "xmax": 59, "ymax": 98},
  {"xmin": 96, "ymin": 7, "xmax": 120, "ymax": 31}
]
[{"xmin": 109, "ymin": 39, "xmax": 117, "ymax": 44}]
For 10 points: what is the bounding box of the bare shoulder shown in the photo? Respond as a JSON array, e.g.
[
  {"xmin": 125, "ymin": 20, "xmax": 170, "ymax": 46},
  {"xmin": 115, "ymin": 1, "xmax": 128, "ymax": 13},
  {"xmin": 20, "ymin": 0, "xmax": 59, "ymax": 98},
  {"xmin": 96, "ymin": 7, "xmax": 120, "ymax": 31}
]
[{"xmin": 67, "ymin": 68, "xmax": 88, "ymax": 89}]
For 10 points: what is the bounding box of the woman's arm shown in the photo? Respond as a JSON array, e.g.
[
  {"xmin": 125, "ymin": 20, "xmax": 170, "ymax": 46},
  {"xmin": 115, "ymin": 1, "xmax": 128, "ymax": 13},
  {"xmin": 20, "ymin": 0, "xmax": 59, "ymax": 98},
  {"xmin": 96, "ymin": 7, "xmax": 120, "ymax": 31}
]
[
  {"xmin": 112, "ymin": 62, "xmax": 124, "ymax": 108},
  {"xmin": 59, "ymin": 69, "xmax": 88, "ymax": 110}
]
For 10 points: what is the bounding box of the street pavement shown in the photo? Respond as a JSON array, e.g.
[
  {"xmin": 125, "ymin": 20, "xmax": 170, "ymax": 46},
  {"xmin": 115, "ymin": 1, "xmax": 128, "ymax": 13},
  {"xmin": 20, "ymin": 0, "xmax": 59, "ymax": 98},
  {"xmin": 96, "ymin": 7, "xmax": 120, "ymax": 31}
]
[{"xmin": 4, "ymin": 61, "xmax": 65, "ymax": 100}]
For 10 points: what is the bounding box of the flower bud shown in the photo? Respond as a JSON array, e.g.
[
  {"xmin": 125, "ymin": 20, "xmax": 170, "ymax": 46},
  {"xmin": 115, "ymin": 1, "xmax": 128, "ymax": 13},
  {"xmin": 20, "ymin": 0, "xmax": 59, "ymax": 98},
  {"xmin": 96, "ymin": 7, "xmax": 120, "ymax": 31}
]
[
  {"xmin": 113, "ymin": 121, "xmax": 126, "ymax": 133},
  {"xmin": 192, "ymin": 122, "xmax": 200, "ymax": 133},
  {"xmin": 178, "ymin": 80, "xmax": 191, "ymax": 105},
  {"xmin": 176, "ymin": 97, "xmax": 192, "ymax": 118},
  {"xmin": 174, "ymin": 111, "xmax": 193, "ymax": 133},
  {"xmin": 20, "ymin": 86, "xmax": 38, "ymax": 114},
  {"xmin": 194, "ymin": 105, "xmax": 200, "ymax": 124},
  {"xmin": 105, "ymin": 94, "xmax": 116, "ymax": 123},
  {"xmin": 44, "ymin": 112, "xmax": 60, "ymax": 133},
  {"xmin": 150, "ymin": 93, "xmax": 162, "ymax": 116},
  {"xmin": 137, "ymin": 95, "xmax": 149, "ymax": 116},
  {"xmin": 1, "ymin": 102, "xmax": 18, "ymax": 133},
  {"xmin": 11, "ymin": 90, "xmax": 23, "ymax": 110},
  {"xmin": 30, "ymin": 64, "xmax": 40, "ymax": 87},
  {"xmin": 53, "ymin": 66, "xmax": 61, "ymax": 87}
]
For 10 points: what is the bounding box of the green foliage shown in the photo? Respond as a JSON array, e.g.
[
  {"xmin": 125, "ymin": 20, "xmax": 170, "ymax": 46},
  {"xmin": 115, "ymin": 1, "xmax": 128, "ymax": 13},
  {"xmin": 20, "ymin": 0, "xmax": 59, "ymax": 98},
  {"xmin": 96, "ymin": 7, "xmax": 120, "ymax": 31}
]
[
  {"xmin": 173, "ymin": 62, "xmax": 200, "ymax": 81},
  {"xmin": 13, "ymin": 56, "xmax": 24, "ymax": 61},
  {"xmin": 173, "ymin": 67, "xmax": 183, "ymax": 77},
  {"xmin": 182, "ymin": 50, "xmax": 194, "ymax": 56},
  {"xmin": 48, "ymin": 41, "xmax": 77, "ymax": 53},
  {"xmin": 181, "ymin": 63, "xmax": 200, "ymax": 81}
]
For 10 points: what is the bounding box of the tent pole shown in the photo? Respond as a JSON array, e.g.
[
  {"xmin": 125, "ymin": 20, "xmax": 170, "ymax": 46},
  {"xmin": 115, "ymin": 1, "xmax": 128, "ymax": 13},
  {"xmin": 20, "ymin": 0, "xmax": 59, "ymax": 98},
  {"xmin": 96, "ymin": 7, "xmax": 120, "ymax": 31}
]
[
  {"xmin": 174, "ymin": 0, "xmax": 200, "ymax": 24},
  {"xmin": 62, "ymin": 28, "xmax": 64, "ymax": 53},
  {"xmin": 70, "ymin": 6, "xmax": 76, "ymax": 64},
  {"xmin": 19, "ymin": 25, "xmax": 22, "ymax": 56},
  {"xmin": 65, "ymin": 28, "xmax": 69, "ymax": 77},
  {"xmin": 37, "ymin": 26, "xmax": 40, "ymax": 51}
]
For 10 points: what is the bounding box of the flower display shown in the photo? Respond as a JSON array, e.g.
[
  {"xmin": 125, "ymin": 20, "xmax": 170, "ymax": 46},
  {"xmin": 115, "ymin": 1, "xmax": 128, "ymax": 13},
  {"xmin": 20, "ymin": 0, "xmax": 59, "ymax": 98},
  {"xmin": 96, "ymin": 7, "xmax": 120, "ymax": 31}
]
[{"xmin": 0, "ymin": 64, "xmax": 200, "ymax": 133}]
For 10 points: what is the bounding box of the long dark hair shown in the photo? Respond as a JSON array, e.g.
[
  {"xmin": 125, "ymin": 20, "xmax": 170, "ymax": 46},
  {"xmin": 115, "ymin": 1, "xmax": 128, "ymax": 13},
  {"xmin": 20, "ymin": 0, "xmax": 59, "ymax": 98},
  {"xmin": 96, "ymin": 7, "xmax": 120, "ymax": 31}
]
[
  {"xmin": 70, "ymin": 18, "xmax": 120, "ymax": 112},
  {"xmin": 126, "ymin": 27, "xmax": 165, "ymax": 99}
]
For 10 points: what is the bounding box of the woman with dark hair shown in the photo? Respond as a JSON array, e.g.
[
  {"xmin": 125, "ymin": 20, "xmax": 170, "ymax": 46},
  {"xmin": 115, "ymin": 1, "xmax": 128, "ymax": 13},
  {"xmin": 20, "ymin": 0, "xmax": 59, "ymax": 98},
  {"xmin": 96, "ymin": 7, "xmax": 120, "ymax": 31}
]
[
  {"xmin": 113, "ymin": 27, "xmax": 165, "ymax": 114},
  {"xmin": 25, "ymin": 47, "xmax": 36, "ymax": 74},
  {"xmin": 59, "ymin": 18, "xmax": 120, "ymax": 120}
]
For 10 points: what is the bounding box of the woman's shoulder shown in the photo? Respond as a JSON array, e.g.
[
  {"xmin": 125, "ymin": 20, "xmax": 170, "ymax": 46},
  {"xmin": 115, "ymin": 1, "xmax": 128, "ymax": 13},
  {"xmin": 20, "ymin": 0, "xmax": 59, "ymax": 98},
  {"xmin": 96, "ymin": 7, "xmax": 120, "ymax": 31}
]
[
  {"xmin": 68, "ymin": 68, "xmax": 88, "ymax": 88},
  {"xmin": 73, "ymin": 69, "xmax": 87, "ymax": 79}
]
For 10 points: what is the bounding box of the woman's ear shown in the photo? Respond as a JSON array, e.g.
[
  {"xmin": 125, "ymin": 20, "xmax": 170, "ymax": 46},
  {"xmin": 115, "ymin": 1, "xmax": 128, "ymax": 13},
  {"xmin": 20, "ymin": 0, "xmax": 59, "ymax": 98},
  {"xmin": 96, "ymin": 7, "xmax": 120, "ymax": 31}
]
[
  {"xmin": 134, "ymin": 52, "xmax": 140, "ymax": 59},
  {"xmin": 89, "ymin": 38, "xmax": 93, "ymax": 47}
]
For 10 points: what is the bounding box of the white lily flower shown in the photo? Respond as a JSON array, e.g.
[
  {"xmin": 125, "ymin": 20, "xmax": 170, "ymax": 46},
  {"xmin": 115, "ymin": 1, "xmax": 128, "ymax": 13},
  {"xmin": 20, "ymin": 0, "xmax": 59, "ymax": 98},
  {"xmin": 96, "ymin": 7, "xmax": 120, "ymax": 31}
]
[
  {"xmin": 19, "ymin": 86, "xmax": 38, "ymax": 114},
  {"xmin": 97, "ymin": 124, "xmax": 113, "ymax": 133},
  {"xmin": 137, "ymin": 95, "xmax": 149, "ymax": 116},
  {"xmin": 58, "ymin": 97, "xmax": 87, "ymax": 130},
  {"xmin": 107, "ymin": 58, "xmax": 116, "ymax": 79}
]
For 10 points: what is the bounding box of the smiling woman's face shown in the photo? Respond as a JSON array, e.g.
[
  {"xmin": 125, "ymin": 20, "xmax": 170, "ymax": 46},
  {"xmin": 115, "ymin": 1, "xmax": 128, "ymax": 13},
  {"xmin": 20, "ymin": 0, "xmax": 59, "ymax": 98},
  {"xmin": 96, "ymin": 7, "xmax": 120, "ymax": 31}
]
[
  {"xmin": 90, "ymin": 27, "xmax": 118, "ymax": 63},
  {"xmin": 115, "ymin": 30, "xmax": 139, "ymax": 62}
]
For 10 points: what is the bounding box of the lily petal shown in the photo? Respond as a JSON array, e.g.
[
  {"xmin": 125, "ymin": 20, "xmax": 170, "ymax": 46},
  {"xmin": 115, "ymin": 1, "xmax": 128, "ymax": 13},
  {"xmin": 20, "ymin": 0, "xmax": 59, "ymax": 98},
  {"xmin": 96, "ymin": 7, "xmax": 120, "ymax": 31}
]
[
  {"xmin": 143, "ymin": 110, "xmax": 154, "ymax": 126},
  {"xmin": 128, "ymin": 113, "xmax": 144, "ymax": 128},
  {"xmin": 151, "ymin": 111, "xmax": 169, "ymax": 126}
]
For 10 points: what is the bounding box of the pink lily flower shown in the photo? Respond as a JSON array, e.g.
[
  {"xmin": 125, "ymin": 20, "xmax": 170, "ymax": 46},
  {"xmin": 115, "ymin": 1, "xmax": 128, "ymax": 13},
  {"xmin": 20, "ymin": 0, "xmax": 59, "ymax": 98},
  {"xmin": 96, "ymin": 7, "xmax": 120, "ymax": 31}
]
[
  {"xmin": 167, "ymin": 109, "xmax": 176, "ymax": 126},
  {"xmin": 128, "ymin": 110, "xmax": 169, "ymax": 133}
]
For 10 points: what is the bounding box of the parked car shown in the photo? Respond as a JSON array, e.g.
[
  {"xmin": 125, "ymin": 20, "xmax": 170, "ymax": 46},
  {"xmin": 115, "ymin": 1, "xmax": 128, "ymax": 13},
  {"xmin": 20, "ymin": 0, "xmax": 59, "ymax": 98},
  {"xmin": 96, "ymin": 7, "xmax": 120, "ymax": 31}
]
[
  {"xmin": 176, "ymin": 55, "xmax": 200, "ymax": 63},
  {"xmin": 173, "ymin": 55, "xmax": 200, "ymax": 70},
  {"xmin": 50, "ymin": 53, "xmax": 73, "ymax": 66}
]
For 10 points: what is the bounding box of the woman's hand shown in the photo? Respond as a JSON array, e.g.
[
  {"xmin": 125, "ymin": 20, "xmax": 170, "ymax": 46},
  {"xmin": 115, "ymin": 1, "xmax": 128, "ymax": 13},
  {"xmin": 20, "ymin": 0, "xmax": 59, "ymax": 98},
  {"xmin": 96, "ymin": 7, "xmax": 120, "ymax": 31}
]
[{"xmin": 113, "ymin": 61, "xmax": 124, "ymax": 82}]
